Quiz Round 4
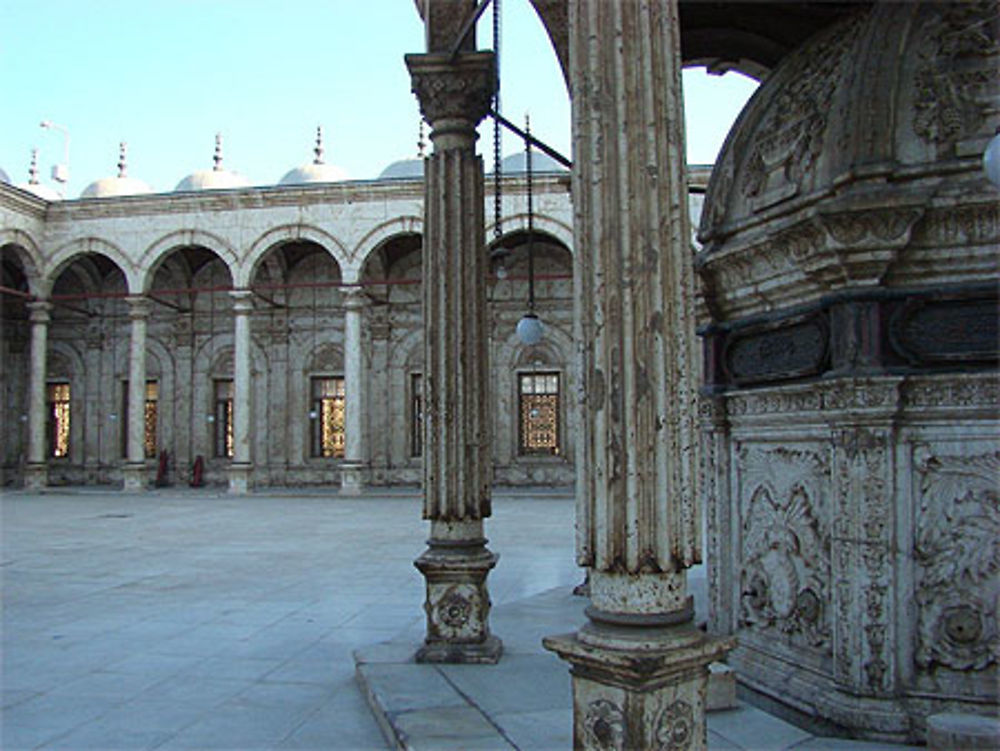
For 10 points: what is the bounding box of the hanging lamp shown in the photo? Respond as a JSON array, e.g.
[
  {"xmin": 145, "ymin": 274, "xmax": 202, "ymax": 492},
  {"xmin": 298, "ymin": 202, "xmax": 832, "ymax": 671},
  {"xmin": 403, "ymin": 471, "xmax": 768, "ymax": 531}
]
[{"xmin": 516, "ymin": 114, "xmax": 543, "ymax": 347}]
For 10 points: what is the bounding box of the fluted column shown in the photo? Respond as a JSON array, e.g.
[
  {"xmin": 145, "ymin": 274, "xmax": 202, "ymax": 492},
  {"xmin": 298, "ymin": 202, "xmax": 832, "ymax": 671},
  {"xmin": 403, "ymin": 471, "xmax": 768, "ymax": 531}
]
[
  {"xmin": 543, "ymin": 2, "xmax": 732, "ymax": 749},
  {"xmin": 123, "ymin": 296, "xmax": 151, "ymax": 491},
  {"xmin": 405, "ymin": 39, "xmax": 501, "ymax": 662},
  {"xmin": 340, "ymin": 286, "xmax": 366, "ymax": 494},
  {"xmin": 25, "ymin": 300, "xmax": 52, "ymax": 490},
  {"xmin": 228, "ymin": 290, "xmax": 254, "ymax": 494}
]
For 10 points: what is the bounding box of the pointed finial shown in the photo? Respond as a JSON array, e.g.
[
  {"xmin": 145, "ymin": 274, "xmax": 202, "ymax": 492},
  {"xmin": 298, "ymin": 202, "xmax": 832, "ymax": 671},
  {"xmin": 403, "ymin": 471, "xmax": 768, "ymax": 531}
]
[
  {"xmin": 417, "ymin": 120, "xmax": 426, "ymax": 158},
  {"xmin": 117, "ymin": 142, "xmax": 128, "ymax": 178},
  {"xmin": 213, "ymin": 133, "xmax": 223, "ymax": 171},
  {"xmin": 313, "ymin": 126, "xmax": 324, "ymax": 165},
  {"xmin": 28, "ymin": 148, "xmax": 39, "ymax": 184}
]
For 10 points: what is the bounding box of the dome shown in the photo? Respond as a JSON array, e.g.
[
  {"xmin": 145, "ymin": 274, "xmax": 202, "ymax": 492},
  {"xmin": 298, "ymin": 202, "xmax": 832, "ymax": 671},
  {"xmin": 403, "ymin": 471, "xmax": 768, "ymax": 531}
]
[
  {"xmin": 15, "ymin": 148, "xmax": 61, "ymax": 201},
  {"xmin": 279, "ymin": 127, "xmax": 349, "ymax": 185},
  {"xmin": 378, "ymin": 157, "xmax": 425, "ymax": 180},
  {"xmin": 695, "ymin": 1, "xmax": 1000, "ymax": 319},
  {"xmin": 175, "ymin": 134, "xmax": 250, "ymax": 192},
  {"xmin": 493, "ymin": 151, "xmax": 568, "ymax": 174},
  {"xmin": 0, "ymin": 166, "xmax": 10, "ymax": 184},
  {"xmin": 80, "ymin": 143, "xmax": 152, "ymax": 198}
]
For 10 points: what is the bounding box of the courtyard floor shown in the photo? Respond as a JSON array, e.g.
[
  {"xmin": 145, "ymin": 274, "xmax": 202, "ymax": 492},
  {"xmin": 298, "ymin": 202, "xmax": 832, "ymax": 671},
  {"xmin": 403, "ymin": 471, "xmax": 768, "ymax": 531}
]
[{"xmin": 1, "ymin": 488, "xmax": 918, "ymax": 750}]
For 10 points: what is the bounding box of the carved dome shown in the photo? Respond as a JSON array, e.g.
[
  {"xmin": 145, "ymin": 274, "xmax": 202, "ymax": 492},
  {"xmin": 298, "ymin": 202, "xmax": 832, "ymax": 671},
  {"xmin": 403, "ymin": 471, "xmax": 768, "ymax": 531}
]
[
  {"xmin": 696, "ymin": 1, "xmax": 1000, "ymax": 318},
  {"xmin": 81, "ymin": 143, "xmax": 152, "ymax": 198}
]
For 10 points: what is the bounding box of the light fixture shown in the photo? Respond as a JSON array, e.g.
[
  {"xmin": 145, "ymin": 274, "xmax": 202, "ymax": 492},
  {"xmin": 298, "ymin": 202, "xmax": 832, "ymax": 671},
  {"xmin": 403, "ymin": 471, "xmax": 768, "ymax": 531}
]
[
  {"xmin": 516, "ymin": 114, "xmax": 544, "ymax": 347},
  {"xmin": 309, "ymin": 409, "xmax": 318, "ymax": 420},
  {"xmin": 984, "ymin": 127, "xmax": 1000, "ymax": 188},
  {"xmin": 39, "ymin": 120, "xmax": 70, "ymax": 185}
]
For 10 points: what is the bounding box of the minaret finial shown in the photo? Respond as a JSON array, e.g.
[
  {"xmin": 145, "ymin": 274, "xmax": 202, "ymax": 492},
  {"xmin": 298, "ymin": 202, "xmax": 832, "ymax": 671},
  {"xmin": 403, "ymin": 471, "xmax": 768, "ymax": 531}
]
[
  {"xmin": 417, "ymin": 120, "xmax": 426, "ymax": 158},
  {"xmin": 213, "ymin": 133, "xmax": 223, "ymax": 171},
  {"xmin": 117, "ymin": 142, "xmax": 128, "ymax": 178},
  {"xmin": 28, "ymin": 148, "xmax": 39, "ymax": 184},
  {"xmin": 313, "ymin": 126, "xmax": 324, "ymax": 165}
]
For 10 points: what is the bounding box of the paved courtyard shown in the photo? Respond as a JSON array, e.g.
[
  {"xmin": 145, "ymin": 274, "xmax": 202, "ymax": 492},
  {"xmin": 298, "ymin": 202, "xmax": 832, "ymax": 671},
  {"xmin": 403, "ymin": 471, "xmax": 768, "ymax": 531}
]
[{"xmin": 2, "ymin": 488, "xmax": 918, "ymax": 750}]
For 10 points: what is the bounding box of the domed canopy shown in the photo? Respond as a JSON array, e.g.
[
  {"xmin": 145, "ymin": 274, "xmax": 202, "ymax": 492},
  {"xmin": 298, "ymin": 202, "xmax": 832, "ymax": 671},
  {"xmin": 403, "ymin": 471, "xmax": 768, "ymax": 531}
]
[
  {"xmin": 15, "ymin": 148, "xmax": 61, "ymax": 201},
  {"xmin": 378, "ymin": 158, "xmax": 424, "ymax": 180},
  {"xmin": 175, "ymin": 134, "xmax": 250, "ymax": 192},
  {"xmin": 279, "ymin": 127, "xmax": 349, "ymax": 185},
  {"xmin": 81, "ymin": 143, "xmax": 152, "ymax": 198},
  {"xmin": 0, "ymin": 166, "xmax": 10, "ymax": 184}
]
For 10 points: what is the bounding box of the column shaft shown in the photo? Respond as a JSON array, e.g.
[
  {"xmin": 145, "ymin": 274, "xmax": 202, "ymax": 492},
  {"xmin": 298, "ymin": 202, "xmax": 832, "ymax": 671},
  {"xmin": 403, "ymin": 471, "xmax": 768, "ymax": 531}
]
[
  {"xmin": 406, "ymin": 48, "xmax": 501, "ymax": 663},
  {"xmin": 25, "ymin": 301, "xmax": 52, "ymax": 490},
  {"xmin": 229, "ymin": 290, "xmax": 254, "ymax": 494},
  {"xmin": 123, "ymin": 296, "xmax": 151, "ymax": 491},
  {"xmin": 340, "ymin": 287, "xmax": 366, "ymax": 494},
  {"xmin": 544, "ymin": 2, "xmax": 732, "ymax": 748}
]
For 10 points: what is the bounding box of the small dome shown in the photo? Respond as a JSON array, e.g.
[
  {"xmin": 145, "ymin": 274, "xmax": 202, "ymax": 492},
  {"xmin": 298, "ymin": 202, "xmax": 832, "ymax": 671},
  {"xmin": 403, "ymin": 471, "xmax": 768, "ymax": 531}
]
[
  {"xmin": 279, "ymin": 126, "xmax": 349, "ymax": 185},
  {"xmin": 0, "ymin": 166, "xmax": 10, "ymax": 184},
  {"xmin": 15, "ymin": 148, "xmax": 61, "ymax": 200},
  {"xmin": 378, "ymin": 158, "xmax": 425, "ymax": 180},
  {"xmin": 175, "ymin": 134, "xmax": 250, "ymax": 192},
  {"xmin": 81, "ymin": 143, "xmax": 152, "ymax": 198},
  {"xmin": 493, "ymin": 151, "xmax": 568, "ymax": 174}
]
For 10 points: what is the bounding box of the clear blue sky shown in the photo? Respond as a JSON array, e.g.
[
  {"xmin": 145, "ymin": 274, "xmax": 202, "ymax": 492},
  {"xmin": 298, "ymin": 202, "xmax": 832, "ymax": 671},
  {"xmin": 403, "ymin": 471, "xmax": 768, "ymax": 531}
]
[{"xmin": 1, "ymin": 0, "xmax": 757, "ymax": 197}]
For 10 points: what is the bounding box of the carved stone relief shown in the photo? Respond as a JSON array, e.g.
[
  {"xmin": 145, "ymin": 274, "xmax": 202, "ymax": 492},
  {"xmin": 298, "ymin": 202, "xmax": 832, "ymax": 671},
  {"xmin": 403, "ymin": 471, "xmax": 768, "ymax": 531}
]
[
  {"xmin": 583, "ymin": 699, "xmax": 626, "ymax": 751},
  {"xmin": 914, "ymin": 449, "xmax": 999, "ymax": 672},
  {"xmin": 738, "ymin": 445, "xmax": 831, "ymax": 653}
]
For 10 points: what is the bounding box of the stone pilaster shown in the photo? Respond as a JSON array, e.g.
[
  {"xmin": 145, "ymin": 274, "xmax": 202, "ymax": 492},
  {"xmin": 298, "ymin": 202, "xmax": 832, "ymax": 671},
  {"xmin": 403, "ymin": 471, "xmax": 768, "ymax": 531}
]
[
  {"xmin": 123, "ymin": 296, "xmax": 151, "ymax": 491},
  {"xmin": 340, "ymin": 286, "xmax": 367, "ymax": 495},
  {"xmin": 228, "ymin": 290, "xmax": 254, "ymax": 494},
  {"xmin": 543, "ymin": 2, "xmax": 732, "ymax": 748},
  {"xmin": 25, "ymin": 301, "xmax": 52, "ymax": 491},
  {"xmin": 405, "ymin": 48, "xmax": 501, "ymax": 663}
]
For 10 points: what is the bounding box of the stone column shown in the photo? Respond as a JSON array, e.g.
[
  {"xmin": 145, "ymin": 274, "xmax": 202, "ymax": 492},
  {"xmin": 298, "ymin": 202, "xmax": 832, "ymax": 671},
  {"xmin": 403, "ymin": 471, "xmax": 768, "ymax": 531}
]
[
  {"xmin": 405, "ymin": 34, "xmax": 501, "ymax": 662},
  {"xmin": 25, "ymin": 300, "xmax": 52, "ymax": 490},
  {"xmin": 123, "ymin": 296, "xmax": 151, "ymax": 491},
  {"xmin": 340, "ymin": 286, "xmax": 366, "ymax": 494},
  {"xmin": 228, "ymin": 290, "xmax": 254, "ymax": 494},
  {"xmin": 543, "ymin": 2, "xmax": 733, "ymax": 749}
]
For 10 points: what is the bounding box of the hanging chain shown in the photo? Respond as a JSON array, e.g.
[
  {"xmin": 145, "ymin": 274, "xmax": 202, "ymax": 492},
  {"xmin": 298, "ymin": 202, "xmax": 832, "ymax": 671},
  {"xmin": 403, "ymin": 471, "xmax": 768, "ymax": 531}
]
[
  {"xmin": 525, "ymin": 113, "xmax": 535, "ymax": 311},
  {"xmin": 492, "ymin": 0, "xmax": 502, "ymax": 241}
]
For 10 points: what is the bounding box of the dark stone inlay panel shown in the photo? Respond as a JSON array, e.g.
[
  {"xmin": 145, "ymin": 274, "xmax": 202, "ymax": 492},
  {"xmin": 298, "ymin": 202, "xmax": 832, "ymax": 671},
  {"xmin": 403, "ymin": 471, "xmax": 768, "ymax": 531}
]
[
  {"xmin": 723, "ymin": 315, "xmax": 828, "ymax": 386},
  {"xmin": 891, "ymin": 297, "xmax": 999, "ymax": 365}
]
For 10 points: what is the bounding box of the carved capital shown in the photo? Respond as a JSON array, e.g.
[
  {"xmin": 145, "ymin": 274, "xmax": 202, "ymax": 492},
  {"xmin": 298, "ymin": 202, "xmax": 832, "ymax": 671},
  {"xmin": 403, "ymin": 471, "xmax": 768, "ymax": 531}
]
[{"xmin": 405, "ymin": 52, "xmax": 496, "ymax": 138}]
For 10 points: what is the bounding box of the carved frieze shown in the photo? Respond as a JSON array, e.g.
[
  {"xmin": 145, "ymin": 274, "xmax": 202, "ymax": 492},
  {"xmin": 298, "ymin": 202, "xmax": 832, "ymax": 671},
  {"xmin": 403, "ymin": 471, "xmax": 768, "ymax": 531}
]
[
  {"xmin": 738, "ymin": 446, "xmax": 831, "ymax": 654},
  {"xmin": 914, "ymin": 449, "xmax": 999, "ymax": 672}
]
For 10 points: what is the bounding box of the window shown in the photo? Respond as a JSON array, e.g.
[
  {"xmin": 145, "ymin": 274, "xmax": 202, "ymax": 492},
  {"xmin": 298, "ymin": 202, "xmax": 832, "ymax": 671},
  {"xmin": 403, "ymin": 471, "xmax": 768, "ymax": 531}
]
[
  {"xmin": 121, "ymin": 380, "xmax": 159, "ymax": 459},
  {"xmin": 310, "ymin": 377, "xmax": 345, "ymax": 458},
  {"xmin": 410, "ymin": 373, "xmax": 422, "ymax": 458},
  {"xmin": 213, "ymin": 379, "xmax": 234, "ymax": 458},
  {"xmin": 518, "ymin": 372, "xmax": 560, "ymax": 456},
  {"xmin": 47, "ymin": 382, "xmax": 71, "ymax": 458}
]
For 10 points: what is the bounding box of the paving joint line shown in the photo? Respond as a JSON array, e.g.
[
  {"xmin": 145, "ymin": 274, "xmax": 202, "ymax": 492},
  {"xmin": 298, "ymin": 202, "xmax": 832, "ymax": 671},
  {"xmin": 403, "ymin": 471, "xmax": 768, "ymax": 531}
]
[{"xmin": 434, "ymin": 664, "xmax": 522, "ymax": 750}]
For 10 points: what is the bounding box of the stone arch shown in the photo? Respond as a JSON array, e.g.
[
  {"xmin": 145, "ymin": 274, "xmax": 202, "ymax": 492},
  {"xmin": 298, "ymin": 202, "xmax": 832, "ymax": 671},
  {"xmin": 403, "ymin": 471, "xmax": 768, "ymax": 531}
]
[
  {"xmin": 46, "ymin": 237, "xmax": 137, "ymax": 293},
  {"xmin": 486, "ymin": 214, "xmax": 573, "ymax": 253},
  {"xmin": 353, "ymin": 215, "xmax": 423, "ymax": 271},
  {"xmin": 243, "ymin": 224, "xmax": 348, "ymax": 288},
  {"xmin": 0, "ymin": 230, "xmax": 44, "ymax": 295},
  {"xmin": 138, "ymin": 230, "xmax": 239, "ymax": 292}
]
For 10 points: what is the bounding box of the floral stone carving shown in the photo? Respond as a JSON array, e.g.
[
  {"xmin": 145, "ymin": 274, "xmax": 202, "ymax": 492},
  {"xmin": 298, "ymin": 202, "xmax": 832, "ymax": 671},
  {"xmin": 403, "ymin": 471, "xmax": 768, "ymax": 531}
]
[
  {"xmin": 583, "ymin": 699, "xmax": 625, "ymax": 751},
  {"xmin": 655, "ymin": 699, "xmax": 695, "ymax": 751},
  {"xmin": 914, "ymin": 450, "xmax": 999, "ymax": 671},
  {"xmin": 739, "ymin": 446, "xmax": 831, "ymax": 653}
]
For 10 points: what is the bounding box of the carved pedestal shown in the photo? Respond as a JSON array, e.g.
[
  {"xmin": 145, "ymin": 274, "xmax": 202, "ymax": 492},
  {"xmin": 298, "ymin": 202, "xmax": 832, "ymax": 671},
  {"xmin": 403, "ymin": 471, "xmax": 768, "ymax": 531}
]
[
  {"xmin": 122, "ymin": 463, "xmax": 146, "ymax": 492},
  {"xmin": 227, "ymin": 462, "xmax": 252, "ymax": 495},
  {"xmin": 414, "ymin": 521, "xmax": 501, "ymax": 664}
]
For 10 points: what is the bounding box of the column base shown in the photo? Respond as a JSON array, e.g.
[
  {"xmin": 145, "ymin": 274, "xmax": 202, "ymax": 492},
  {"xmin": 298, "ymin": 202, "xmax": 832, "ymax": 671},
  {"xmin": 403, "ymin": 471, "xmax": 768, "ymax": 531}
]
[
  {"xmin": 414, "ymin": 540, "xmax": 502, "ymax": 664},
  {"xmin": 339, "ymin": 461, "xmax": 366, "ymax": 495},
  {"xmin": 24, "ymin": 462, "xmax": 47, "ymax": 491},
  {"xmin": 228, "ymin": 463, "xmax": 253, "ymax": 495},
  {"xmin": 122, "ymin": 463, "xmax": 147, "ymax": 492},
  {"xmin": 544, "ymin": 624, "xmax": 734, "ymax": 751}
]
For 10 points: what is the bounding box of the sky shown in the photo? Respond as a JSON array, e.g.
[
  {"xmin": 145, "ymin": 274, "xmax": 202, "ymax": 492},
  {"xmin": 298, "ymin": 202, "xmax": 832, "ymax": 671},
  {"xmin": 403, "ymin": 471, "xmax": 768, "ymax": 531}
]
[{"xmin": 1, "ymin": 0, "xmax": 758, "ymax": 197}]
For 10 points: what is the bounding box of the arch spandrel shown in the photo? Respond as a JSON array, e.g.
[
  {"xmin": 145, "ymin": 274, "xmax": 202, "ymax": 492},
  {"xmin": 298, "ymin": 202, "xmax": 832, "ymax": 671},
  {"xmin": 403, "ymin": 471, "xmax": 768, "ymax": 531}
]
[
  {"xmin": 244, "ymin": 224, "xmax": 349, "ymax": 288},
  {"xmin": 138, "ymin": 230, "xmax": 239, "ymax": 293},
  {"xmin": 352, "ymin": 215, "xmax": 423, "ymax": 273},
  {"xmin": 486, "ymin": 215, "xmax": 573, "ymax": 253},
  {"xmin": 0, "ymin": 231, "xmax": 45, "ymax": 295}
]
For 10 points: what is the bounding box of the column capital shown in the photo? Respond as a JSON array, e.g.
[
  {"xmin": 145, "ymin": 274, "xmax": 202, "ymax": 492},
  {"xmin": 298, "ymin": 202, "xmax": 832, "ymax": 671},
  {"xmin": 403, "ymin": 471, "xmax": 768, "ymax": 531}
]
[
  {"xmin": 229, "ymin": 289, "xmax": 255, "ymax": 314},
  {"xmin": 26, "ymin": 300, "xmax": 53, "ymax": 323},
  {"xmin": 405, "ymin": 51, "xmax": 496, "ymax": 145},
  {"xmin": 342, "ymin": 286, "xmax": 368, "ymax": 310},
  {"xmin": 125, "ymin": 295, "xmax": 152, "ymax": 319}
]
